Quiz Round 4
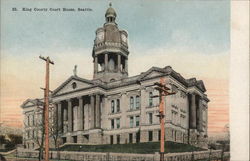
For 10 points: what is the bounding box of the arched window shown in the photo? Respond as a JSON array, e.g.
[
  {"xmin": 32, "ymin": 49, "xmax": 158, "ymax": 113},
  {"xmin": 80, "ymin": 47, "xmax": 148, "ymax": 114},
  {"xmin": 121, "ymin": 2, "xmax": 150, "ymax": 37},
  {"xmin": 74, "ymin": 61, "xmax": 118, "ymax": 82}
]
[
  {"xmin": 149, "ymin": 92, "xmax": 153, "ymax": 107},
  {"xmin": 72, "ymin": 82, "xmax": 77, "ymax": 89},
  {"xmin": 135, "ymin": 95, "xmax": 140, "ymax": 109},
  {"xmin": 111, "ymin": 100, "xmax": 115, "ymax": 113},
  {"xmin": 130, "ymin": 97, "xmax": 134, "ymax": 110}
]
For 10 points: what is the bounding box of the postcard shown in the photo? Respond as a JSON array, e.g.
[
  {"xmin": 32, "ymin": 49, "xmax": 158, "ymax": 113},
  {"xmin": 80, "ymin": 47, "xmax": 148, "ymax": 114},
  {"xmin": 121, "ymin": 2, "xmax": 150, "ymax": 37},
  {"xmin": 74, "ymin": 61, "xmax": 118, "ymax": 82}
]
[{"xmin": 0, "ymin": 0, "xmax": 249, "ymax": 160}]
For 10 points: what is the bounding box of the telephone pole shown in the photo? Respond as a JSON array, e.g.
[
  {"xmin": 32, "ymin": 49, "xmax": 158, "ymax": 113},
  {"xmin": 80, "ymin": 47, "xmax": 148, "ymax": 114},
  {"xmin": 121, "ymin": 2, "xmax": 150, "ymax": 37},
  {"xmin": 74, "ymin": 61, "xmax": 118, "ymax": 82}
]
[
  {"xmin": 39, "ymin": 56, "xmax": 54, "ymax": 161},
  {"xmin": 153, "ymin": 78, "xmax": 176, "ymax": 161}
]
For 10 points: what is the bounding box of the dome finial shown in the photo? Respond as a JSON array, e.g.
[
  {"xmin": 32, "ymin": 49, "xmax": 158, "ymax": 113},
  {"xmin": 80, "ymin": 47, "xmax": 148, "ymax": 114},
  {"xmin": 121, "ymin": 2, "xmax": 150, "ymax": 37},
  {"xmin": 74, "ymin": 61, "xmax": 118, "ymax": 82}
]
[{"xmin": 109, "ymin": 2, "xmax": 112, "ymax": 7}]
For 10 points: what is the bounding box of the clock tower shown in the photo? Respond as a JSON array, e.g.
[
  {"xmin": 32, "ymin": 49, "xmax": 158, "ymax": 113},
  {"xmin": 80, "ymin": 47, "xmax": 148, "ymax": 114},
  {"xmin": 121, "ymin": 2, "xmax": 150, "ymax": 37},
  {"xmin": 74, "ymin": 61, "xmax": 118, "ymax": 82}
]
[{"xmin": 92, "ymin": 3, "xmax": 129, "ymax": 82}]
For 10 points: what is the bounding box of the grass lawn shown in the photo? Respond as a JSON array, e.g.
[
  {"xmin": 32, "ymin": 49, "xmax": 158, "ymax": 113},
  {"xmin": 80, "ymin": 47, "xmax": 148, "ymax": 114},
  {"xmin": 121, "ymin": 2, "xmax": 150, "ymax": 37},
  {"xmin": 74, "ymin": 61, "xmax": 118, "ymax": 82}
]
[{"xmin": 58, "ymin": 141, "xmax": 205, "ymax": 154}]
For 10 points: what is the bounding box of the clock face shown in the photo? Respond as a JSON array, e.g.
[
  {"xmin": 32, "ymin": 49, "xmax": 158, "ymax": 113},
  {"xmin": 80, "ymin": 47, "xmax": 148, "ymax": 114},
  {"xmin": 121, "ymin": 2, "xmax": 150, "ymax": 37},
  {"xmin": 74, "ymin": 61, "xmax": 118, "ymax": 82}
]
[
  {"xmin": 97, "ymin": 31, "xmax": 104, "ymax": 41},
  {"xmin": 121, "ymin": 34, "xmax": 127, "ymax": 43}
]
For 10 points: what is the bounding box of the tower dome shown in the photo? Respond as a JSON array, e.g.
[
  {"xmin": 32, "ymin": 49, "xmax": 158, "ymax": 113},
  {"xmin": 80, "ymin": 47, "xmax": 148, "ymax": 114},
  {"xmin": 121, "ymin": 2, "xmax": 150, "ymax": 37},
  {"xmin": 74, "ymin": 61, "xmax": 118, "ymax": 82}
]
[{"xmin": 105, "ymin": 3, "xmax": 117, "ymax": 23}]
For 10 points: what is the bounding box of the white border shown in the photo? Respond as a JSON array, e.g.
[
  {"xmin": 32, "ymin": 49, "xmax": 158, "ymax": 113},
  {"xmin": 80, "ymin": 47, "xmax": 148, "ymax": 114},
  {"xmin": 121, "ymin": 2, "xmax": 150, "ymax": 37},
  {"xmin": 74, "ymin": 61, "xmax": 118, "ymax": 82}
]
[{"xmin": 230, "ymin": 1, "xmax": 249, "ymax": 160}]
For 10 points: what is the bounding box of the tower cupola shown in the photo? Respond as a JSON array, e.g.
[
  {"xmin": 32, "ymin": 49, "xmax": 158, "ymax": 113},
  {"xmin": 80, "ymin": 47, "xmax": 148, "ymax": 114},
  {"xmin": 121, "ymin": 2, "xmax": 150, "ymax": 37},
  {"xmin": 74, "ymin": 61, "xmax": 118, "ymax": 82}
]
[
  {"xmin": 105, "ymin": 3, "xmax": 116, "ymax": 23},
  {"xmin": 92, "ymin": 3, "xmax": 129, "ymax": 83}
]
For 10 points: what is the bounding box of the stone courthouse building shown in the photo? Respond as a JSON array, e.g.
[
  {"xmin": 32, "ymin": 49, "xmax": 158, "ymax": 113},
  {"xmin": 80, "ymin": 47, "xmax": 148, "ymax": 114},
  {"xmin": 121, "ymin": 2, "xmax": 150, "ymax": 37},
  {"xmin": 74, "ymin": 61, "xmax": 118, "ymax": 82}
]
[{"xmin": 21, "ymin": 4, "xmax": 209, "ymax": 149}]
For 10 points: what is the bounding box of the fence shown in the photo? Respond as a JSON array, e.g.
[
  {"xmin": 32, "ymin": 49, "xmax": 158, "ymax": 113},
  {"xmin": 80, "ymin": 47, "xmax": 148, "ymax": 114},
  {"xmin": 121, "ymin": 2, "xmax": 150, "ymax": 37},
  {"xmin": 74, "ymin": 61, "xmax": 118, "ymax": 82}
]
[{"xmin": 16, "ymin": 148, "xmax": 230, "ymax": 161}]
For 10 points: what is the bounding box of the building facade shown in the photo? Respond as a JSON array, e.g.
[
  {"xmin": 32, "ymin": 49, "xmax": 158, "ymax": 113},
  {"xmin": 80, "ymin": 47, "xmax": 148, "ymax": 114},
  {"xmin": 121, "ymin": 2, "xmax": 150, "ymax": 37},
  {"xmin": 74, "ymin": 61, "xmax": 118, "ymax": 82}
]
[{"xmin": 21, "ymin": 4, "xmax": 209, "ymax": 149}]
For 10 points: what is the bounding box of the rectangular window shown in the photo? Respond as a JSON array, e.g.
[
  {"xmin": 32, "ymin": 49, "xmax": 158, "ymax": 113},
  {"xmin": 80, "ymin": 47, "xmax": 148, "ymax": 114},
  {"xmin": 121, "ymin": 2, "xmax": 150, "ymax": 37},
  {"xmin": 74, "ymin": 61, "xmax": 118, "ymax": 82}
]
[
  {"xmin": 32, "ymin": 115, "xmax": 35, "ymax": 126},
  {"xmin": 111, "ymin": 119, "xmax": 114, "ymax": 129},
  {"xmin": 135, "ymin": 116, "xmax": 140, "ymax": 127},
  {"xmin": 117, "ymin": 135, "xmax": 120, "ymax": 144},
  {"xmin": 129, "ymin": 133, "xmax": 133, "ymax": 143},
  {"xmin": 130, "ymin": 97, "xmax": 134, "ymax": 110},
  {"xmin": 27, "ymin": 115, "xmax": 30, "ymax": 126},
  {"xmin": 158, "ymin": 130, "xmax": 161, "ymax": 141},
  {"xmin": 148, "ymin": 131, "xmax": 153, "ymax": 141},
  {"xmin": 136, "ymin": 132, "xmax": 140, "ymax": 143},
  {"xmin": 110, "ymin": 135, "xmax": 113, "ymax": 145},
  {"xmin": 149, "ymin": 113, "xmax": 153, "ymax": 124},
  {"xmin": 149, "ymin": 92, "xmax": 153, "ymax": 107},
  {"xmin": 130, "ymin": 116, "xmax": 134, "ymax": 128},
  {"xmin": 111, "ymin": 100, "xmax": 115, "ymax": 113},
  {"xmin": 116, "ymin": 99, "xmax": 120, "ymax": 112},
  {"xmin": 135, "ymin": 96, "xmax": 140, "ymax": 109},
  {"xmin": 116, "ymin": 118, "xmax": 120, "ymax": 129}
]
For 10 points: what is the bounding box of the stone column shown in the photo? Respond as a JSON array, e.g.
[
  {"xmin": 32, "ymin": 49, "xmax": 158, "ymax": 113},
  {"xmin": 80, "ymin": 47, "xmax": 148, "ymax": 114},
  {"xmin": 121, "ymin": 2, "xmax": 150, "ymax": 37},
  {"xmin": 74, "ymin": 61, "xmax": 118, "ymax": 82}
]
[
  {"xmin": 94, "ymin": 56, "xmax": 98, "ymax": 73},
  {"xmin": 90, "ymin": 95, "xmax": 95, "ymax": 129},
  {"xmin": 78, "ymin": 97, "xmax": 84, "ymax": 131},
  {"xmin": 198, "ymin": 99, "xmax": 203, "ymax": 131},
  {"xmin": 67, "ymin": 99, "xmax": 73, "ymax": 132},
  {"xmin": 117, "ymin": 54, "xmax": 121, "ymax": 72},
  {"xmin": 95, "ymin": 94, "xmax": 101, "ymax": 128},
  {"xmin": 190, "ymin": 94, "xmax": 197, "ymax": 129},
  {"xmin": 57, "ymin": 102, "xmax": 62, "ymax": 133},
  {"xmin": 105, "ymin": 53, "xmax": 108, "ymax": 71},
  {"xmin": 125, "ymin": 58, "xmax": 128, "ymax": 73}
]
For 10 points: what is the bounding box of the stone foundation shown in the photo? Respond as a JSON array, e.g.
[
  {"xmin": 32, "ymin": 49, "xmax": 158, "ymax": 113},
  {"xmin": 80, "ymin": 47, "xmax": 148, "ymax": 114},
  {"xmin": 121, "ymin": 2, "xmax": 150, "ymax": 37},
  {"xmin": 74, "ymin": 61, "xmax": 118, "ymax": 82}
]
[{"xmin": 16, "ymin": 148, "xmax": 230, "ymax": 161}]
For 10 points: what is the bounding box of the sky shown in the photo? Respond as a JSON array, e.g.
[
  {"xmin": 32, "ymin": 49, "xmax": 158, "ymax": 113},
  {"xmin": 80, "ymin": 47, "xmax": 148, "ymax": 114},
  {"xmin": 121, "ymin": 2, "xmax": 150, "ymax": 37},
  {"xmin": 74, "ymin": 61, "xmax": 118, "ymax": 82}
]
[{"xmin": 0, "ymin": 0, "xmax": 230, "ymax": 136}]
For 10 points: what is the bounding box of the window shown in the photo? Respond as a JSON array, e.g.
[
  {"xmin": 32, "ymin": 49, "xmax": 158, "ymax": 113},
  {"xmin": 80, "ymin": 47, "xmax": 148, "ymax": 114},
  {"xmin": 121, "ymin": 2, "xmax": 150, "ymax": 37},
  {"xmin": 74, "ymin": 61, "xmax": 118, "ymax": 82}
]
[
  {"xmin": 130, "ymin": 116, "xmax": 134, "ymax": 128},
  {"xmin": 129, "ymin": 133, "xmax": 133, "ymax": 143},
  {"xmin": 148, "ymin": 113, "xmax": 153, "ymax": 124},
  {"xmin": 148, "ymin": 131, "xmax": 153, "ymax": 141},
  {"xmin": 72, "ymin": 82, "xmax": 77, "ymax": 89},
  {"xmin": 149, "ymin": 92, "xmax": 153, "ymax": 107},
  {"xmin": 174, "ymin": 131, "xmax": 177, "ymax": 141},
  {"xmin": 32, "ymin": 115, "xmax": 35, "ymax": 126},
  {"xmin": 130, "ymin": 97, "xmax": 134, "ymax": 110},
  {"xmin": 73, "ymin": 136, "xmax": 77, "ymax": 143},
  {"xmin": 136, "ymin": 95, "xmax": 140, "ymax": 109},
  {"xmin": 116, "ymin": 99, "xmax": 120, "ymax": 112},
  {"xmin": 135, "ymin": 116, "xmax": 140, "ymax": 127},
  {"xmin": 110, "ymin": 135, "xmax": 113, "ymax": 144},
  {"xmin": 111, "ymin": 119, "xmax": 114, "ymax": 129},
  {"xmin": 158, "ymin": 130, "xmax": 161, "ymax": 141},
  {"xmin": 62, "ymin": 137, "xmax": 66, "ymax": 144},
  {"xmin": 27, "ymin": 115, "xmax": 30, "ymax": 126},
  {"xmin": 136, "ymin": 132, "xmax": 140, "ymax": 143},
  {"xmin": 111, "ymin": 100, "xmax": 115, "ymax": 113},
  {"xmin": 116, "ymin": 118, "xmax": 120, "ymax": 129},
  {"xmin": 171, "ymin": 130, "xmax": 174, "ymax": 138},
  {"xmin": 117, "ymin": 135, "xmax": 120, "ymax": 144},
  {"xmin": 27, "ymin": 131, "xmax": 30, "ymax": 139}
]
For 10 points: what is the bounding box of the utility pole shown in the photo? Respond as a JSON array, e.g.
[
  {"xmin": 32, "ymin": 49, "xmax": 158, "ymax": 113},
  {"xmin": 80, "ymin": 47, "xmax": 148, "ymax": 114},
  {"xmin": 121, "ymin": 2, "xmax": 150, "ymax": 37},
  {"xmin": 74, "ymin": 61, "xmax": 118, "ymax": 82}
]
[
  {"xmin": 153, "ymin": 78, "xmax": 176, "ymax": 161},
  {"xmin": 39, "ymin": 56, "xmax": 54, "ymax": 161}
]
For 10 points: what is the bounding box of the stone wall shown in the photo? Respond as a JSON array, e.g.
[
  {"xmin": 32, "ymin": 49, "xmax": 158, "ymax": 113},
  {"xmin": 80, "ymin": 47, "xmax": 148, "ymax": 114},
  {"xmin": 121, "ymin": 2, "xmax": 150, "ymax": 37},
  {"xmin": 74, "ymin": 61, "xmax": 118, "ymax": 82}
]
[{"xmin": 17, "ymin": 148, "xmax": 230, "ymax": 161}]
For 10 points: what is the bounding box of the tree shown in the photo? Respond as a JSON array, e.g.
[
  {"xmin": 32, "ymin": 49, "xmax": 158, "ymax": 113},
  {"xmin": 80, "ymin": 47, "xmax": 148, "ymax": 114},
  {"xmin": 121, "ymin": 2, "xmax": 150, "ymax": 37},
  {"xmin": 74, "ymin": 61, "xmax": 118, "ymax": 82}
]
[{"xmin": 49, "ymin": 103, "xmax": 61, "ymax": 159}]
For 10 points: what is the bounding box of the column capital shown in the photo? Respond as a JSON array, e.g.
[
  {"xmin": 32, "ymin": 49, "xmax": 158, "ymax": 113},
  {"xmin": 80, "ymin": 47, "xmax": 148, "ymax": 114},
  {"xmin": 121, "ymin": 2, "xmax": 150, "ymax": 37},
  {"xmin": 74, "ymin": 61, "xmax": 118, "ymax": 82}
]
[
  {"xmin": 76, "ymin": 96, "xmax": 83, "ymax": 100},
  {"xmin": 65, "ymin": 98, "xmax": 72, "ymax": 102},
  {"xmin": 55, "ymin": 101, "xmax": 62, "ymax": 105}
]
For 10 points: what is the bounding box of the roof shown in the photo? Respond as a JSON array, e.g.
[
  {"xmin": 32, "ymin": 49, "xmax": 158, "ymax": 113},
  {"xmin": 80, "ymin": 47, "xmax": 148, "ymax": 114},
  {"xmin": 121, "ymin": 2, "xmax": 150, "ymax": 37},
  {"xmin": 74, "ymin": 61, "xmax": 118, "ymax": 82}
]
[
  {"xmin": 21, "ymin": 98, "xmax": 44, "ymax": 109},
  {"xmin": 105, "ymin": 4, "xmax": 117, "ymax": 17},
  {"xmin": 52, "ymin": 66, "xmax": 206, "ymax": 98}
]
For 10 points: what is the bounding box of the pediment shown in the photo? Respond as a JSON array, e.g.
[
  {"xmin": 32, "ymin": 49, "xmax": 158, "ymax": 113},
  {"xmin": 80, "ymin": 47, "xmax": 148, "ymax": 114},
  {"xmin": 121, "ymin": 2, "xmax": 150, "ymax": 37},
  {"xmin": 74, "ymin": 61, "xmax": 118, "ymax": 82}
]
[
  {"xmin": 21, "ymin": 100, "xmax": 35, "ymax": 108},
  {"xmin": 21, "ymin": 99, "xmax": 41, "ymax": 108},
  {"xmin": 141, "ymin": 71, "xmax": 165, "ymax": 80},
  {"xmin": 53, "ymin": 76, "xmax": 94, "ymax": 96}
]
